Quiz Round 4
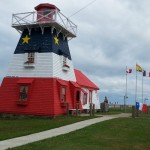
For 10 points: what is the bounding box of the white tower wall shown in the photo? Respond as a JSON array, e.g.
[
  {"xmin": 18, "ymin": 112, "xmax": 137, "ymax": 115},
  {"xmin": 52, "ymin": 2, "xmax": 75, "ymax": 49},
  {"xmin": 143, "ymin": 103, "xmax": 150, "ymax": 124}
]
[{"xmin": 7, "ymin": 53, "xmax": 76, "ymax": 81}]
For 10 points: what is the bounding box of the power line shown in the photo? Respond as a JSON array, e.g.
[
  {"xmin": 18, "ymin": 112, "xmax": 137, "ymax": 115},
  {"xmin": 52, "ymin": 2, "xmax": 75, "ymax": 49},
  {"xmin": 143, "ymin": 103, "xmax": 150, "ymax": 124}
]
[{"xmin": 68, "ymin": 0, "xmax": 97, "ymax": 18}]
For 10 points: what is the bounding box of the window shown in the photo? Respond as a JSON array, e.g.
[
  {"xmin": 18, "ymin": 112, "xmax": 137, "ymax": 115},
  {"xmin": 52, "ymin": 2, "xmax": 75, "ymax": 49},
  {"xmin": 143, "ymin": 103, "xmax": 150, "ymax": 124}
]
[
  {"xmin": 63, "ymin": 56, "xmax": 67, "ymax": 65},
  {"xmin": 28, "ymin": 52, "xmax": 35, "ymax": 63},
  {"xmin": 62, "ymin": 56, "xmax": 70, "ymax": 70},
  {"xmin": 62, "ymin": 55, "xmax": 70, "ymax": 71},
  {"xmin": 83, "ymin": 94, "xmax": 87, "ymax": 105},
  {"xmin": 89, "ymin": 91, "xmax": 92, "ymax": 103},
  {"xmin": 43, "ymin": 9, "xmax": 51, "ymax": 18},
  {"xmin": 76, "ymin": 91, "xmax": 80, "ymax": 102},
  {"xmin": 61, "ymin": 87, "xmax": 66, "ymax": 102},
  {"xmin": 24, "ymin": 53, "xmax": 35, "ymax": 68},
  {"xmin": 24, "ymin": 52, "xmax": 35, "ymax": 64},
  {"xmin": 19, "ymin": 86, "xmax": 28, "ymax": 101},
  {"xmin": 81, "ymin": 90, "xmax": 87, "ymax": 105},
  {"xmin": 17, "ymin": 79, "xmax": 34, "ymax": 105}
]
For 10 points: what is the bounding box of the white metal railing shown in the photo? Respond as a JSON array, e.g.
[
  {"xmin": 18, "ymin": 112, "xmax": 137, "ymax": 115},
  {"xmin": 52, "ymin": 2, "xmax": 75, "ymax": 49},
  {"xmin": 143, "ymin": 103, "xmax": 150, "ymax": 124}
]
[{"xmin": 12, "ymin": 10, "xmax": 77, "ymax": 37}]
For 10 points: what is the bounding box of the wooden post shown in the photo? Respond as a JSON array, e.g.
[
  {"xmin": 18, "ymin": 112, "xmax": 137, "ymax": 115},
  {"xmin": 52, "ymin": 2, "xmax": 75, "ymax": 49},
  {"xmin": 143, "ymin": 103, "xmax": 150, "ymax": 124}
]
[
  {"xmin": 136, "ymin": 108, "xmax": 139, "ymax": 117},
  {"xmin": 92, "ymin": 104, "xmax": 95, "ymax": 116},
  {"xmin": 146, "ymin": 106, "xmax": 149, "ymax": 114},
  {"xmin": 76, "ymin": 103, "xmax": 79, "ymax": 116},
  {"xmin": 132, "ymin": 106, "xmax": 135, "ymax": 118},
  {"xmin": 90, "ymin": 103, "xmax": 92, "ymax": 116},
  {"xmin": 66, "ymin": 103, "xmax": 69, "ymax": 116}
]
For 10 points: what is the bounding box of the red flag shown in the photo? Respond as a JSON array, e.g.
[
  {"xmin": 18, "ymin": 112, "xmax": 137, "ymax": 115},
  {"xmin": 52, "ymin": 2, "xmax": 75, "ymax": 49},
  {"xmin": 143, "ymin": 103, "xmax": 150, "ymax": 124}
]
[
  {"xmin": 142, "ymin": 104, "xmax": 148, "ymax": 113},
  {"xmin": 126, "ymin": 69, "xmax": 132, "ymax": 73}
]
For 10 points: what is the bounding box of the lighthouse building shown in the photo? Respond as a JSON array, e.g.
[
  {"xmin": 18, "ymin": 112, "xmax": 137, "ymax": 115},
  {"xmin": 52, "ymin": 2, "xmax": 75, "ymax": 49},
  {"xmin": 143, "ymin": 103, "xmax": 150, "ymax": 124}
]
[{"xmin": 0, "ymin": 3, "xmax": 99, "ymax": 116}]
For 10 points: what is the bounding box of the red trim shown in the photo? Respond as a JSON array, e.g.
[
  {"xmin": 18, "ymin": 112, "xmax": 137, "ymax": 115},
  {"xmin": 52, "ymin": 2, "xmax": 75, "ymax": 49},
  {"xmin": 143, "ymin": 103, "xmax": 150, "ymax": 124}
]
[
  {"xmin": 89, "ymin": 88, "xmax": 93, "ymax": 91},
  {"xmin": 70, "ymin": 81, "xmax": 80, "ymax": 88},
  {"xmin": 17, "ymin": 79, "xmax": 34, "ymax": 84},
  {"xmin": 57, "ymin": 79, "xmax": 68, "ymax": 86},
  {"xmin": 16, "ymin": 100, "xmax": 28, "ymax": 106},
  {"xmin": 63, "ymin": 64, "xmax": 70, "ymax": 68}
]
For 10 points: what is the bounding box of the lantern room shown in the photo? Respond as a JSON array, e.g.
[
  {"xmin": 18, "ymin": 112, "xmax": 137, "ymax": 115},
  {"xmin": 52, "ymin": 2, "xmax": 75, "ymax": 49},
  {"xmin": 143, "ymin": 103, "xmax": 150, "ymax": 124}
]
[
  {"xmin": 12, "ymin": 3, "xmax": 77, "ymax": 38},
  {"xmin": 35, "ymin": 3, "xmax": 60, "ymax": 22}
]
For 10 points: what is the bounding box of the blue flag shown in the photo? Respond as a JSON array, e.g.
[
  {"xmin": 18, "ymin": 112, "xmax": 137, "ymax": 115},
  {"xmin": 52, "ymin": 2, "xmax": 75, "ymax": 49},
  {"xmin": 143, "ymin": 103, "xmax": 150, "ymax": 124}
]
[
  {"xmin": 136, "ymin": 102, "xmax": 139, "ymax": 110},
  {"xmin": 143, "ymin": 70, "xmax": 146, "ymax": 76}
]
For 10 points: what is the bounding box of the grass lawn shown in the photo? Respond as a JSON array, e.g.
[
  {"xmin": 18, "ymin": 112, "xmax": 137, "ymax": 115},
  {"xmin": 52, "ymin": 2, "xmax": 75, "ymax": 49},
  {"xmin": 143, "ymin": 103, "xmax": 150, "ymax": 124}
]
[
  {"xmin": 98, "ymin": 107, "xmax": 132, "ymax": 115},
  {"xmin": 0, "ymin": 115, "xmax": 96, "ymax": 141},
  {"xmin": 11, "ymin": 117, "xmax": 150, "ymax": 150}
]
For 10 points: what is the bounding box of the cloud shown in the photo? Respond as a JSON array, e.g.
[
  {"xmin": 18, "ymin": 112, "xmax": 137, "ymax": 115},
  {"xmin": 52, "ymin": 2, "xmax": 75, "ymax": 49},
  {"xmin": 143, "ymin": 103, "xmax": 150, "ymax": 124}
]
[{"xmin": 1, "ymin": 0, "xmax": 150, "ymax": 104}]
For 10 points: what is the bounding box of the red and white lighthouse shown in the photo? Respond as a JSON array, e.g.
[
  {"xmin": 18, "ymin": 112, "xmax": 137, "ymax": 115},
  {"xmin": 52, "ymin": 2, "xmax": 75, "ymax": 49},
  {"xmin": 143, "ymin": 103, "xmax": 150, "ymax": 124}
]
[{"xmin": 0, "ymin": 3, "xmax": 99, "ymax": 116}]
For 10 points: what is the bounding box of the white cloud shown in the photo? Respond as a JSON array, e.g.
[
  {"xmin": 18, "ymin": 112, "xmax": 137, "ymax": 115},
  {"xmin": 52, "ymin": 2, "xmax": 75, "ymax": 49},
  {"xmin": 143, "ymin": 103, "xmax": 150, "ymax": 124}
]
[{"xmin": 1, "ymin": 0, "xmax": 150, "ymax": 104}]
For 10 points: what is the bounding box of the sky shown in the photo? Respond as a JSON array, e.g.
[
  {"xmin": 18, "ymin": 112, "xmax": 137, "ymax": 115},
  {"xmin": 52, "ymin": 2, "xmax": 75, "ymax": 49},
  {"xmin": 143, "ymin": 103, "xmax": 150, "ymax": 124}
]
[{"xmin": 0, "ymin": 0, "xmax": 150, "ymax": 105}]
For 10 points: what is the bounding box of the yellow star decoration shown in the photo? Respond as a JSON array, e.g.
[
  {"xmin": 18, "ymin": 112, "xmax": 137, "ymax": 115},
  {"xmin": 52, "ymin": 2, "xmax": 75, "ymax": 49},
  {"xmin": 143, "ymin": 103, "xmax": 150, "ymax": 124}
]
[
  {"xmin": 22, "ymin": 35, "xmax": 31, "ymax": 44},
  {"xmin": 54, "ymin": 36, "xmax": 59, "ymax": 45}
]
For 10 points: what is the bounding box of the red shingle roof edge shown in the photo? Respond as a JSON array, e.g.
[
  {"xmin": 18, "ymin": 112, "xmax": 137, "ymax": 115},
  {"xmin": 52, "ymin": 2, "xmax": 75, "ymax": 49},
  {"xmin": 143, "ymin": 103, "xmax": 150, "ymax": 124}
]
[{"xmin": 74, "ymin": 69, "xmax": 99, "ymax": 90}]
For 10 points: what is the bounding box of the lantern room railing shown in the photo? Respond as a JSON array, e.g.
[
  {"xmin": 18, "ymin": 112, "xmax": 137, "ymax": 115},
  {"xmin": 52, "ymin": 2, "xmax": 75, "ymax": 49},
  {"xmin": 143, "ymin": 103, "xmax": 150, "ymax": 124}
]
[{"xmin": 12, "ymin": 10, "xmax": 77, "ymax": 38}]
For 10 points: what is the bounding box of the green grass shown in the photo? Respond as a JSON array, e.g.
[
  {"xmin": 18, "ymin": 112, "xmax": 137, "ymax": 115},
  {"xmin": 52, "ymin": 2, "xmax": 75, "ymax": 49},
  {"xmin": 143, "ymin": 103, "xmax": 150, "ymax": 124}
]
[
  {"xmin": 97, "ymin": 107, "xmax": 132, "ymax": 115},
  {"xmin": 11, "ymin": 117, "xmax": 150, "ymax": 150},
  {"xmin": 0, "ymin": 115, "xmax": 96, "ymax": 141}
]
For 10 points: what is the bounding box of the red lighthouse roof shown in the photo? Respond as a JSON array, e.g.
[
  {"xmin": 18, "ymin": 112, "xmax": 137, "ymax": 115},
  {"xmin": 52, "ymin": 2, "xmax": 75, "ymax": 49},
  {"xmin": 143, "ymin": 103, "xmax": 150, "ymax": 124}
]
[
  {"xmin": 35, "ymin": 3, "xmax": 60, "ymax": 11},
  {"xmin": 74, "ymin": 69, "xmax": 99, "ymax": 90}
]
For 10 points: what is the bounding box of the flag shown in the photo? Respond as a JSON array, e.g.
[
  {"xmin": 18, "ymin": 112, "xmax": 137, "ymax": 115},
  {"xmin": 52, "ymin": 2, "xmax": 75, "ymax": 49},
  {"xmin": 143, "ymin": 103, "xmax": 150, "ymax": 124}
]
[
  {"xmin": 142, "ymin": 104, "xmax": 148, "ymax": 113},
  {"xmin": 143, "ymin": 70, "xmax": 146, "ymax": 76},
  {"xmin": 143, "ymin": 71, "xmax": 150, "ymax": 77},
  {"xmin": 139, "ymin": 102, "xmax": 143, "ymax": 111},
  {"xmin": 136, "ymin": 64, "xmax": 144, "ymax": 72},
  {"xmin": 136, "ymin": 102, "xmax": 139, "ymax": 110},
  {"xmin": 126, "ymin": 69, "xmax": 132, "ymax": 73},
  {"xmin": 136, "ymin": 102, "xmax": 148, "ymax": 112}
]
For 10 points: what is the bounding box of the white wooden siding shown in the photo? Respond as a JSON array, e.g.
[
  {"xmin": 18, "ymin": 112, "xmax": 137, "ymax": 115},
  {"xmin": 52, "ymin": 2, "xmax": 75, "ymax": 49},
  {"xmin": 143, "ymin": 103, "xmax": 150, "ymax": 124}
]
[
  {"xmin": 81, "ymin": 88, "xmax": 100, "ymax": 110},
  {"xmin": 92, "ymin": 90, "xmax": 100, "ymax": 109},
  {"xmin": 7, "ymin": 53, "xmax": 76, "ymax": 81},
  {"xmin": 52, "ymin": 54, "xmax": 76, "ymax": 81}
]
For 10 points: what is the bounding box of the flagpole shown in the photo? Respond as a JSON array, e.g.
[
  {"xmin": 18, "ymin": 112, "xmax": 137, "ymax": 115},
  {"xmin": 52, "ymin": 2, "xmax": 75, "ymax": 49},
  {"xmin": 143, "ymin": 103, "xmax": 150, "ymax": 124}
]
[
  {"xmin": 142, "ymin": 72, "xmax": 143, "ymax": 103},
  {"xmin": 125, "ymin": 66, "xmax": 127, "ymax": 112},
  {"xmin": 126, "ymin": 66, "xmax": 127, "ymax": 98},
  {"xmin": 135, "ymin": 63, "xmax": 137, "ymax": 104}
]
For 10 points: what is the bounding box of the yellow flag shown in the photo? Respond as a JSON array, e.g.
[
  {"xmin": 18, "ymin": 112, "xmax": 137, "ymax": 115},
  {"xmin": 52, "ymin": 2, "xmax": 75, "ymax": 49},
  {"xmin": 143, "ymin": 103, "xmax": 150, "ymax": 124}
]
[{"xmin": 136, "ymin": 64, "xmax": 144, "ymax": 72}]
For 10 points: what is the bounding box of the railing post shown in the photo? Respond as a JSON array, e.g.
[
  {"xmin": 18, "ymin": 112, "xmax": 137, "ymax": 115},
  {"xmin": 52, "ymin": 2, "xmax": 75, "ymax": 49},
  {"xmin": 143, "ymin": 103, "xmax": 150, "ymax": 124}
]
[
  {"xmin": 55, "ymin": 9, "xmax": 57, "ymax": 21},
  {"xmin": 12, "ymin": 14, "xmax": 14, "ymax": 26},
  {"xmin": 32, "ymin": 12, "xmax": 35, "ymax": 22}
]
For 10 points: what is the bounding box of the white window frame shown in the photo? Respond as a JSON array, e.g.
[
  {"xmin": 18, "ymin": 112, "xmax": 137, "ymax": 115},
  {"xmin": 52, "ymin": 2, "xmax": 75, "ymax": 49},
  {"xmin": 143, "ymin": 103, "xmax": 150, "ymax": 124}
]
[
  {"xmin": 24, "ymin": 52, "xmax": 36, "ymax": 68},
  {"xmin": 63, "ymin": 56, "xmax": 67, "ymax": 66},
  {"xmin": 28, "ymin": 52, "xmax": 35, "ymax": 63}
]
